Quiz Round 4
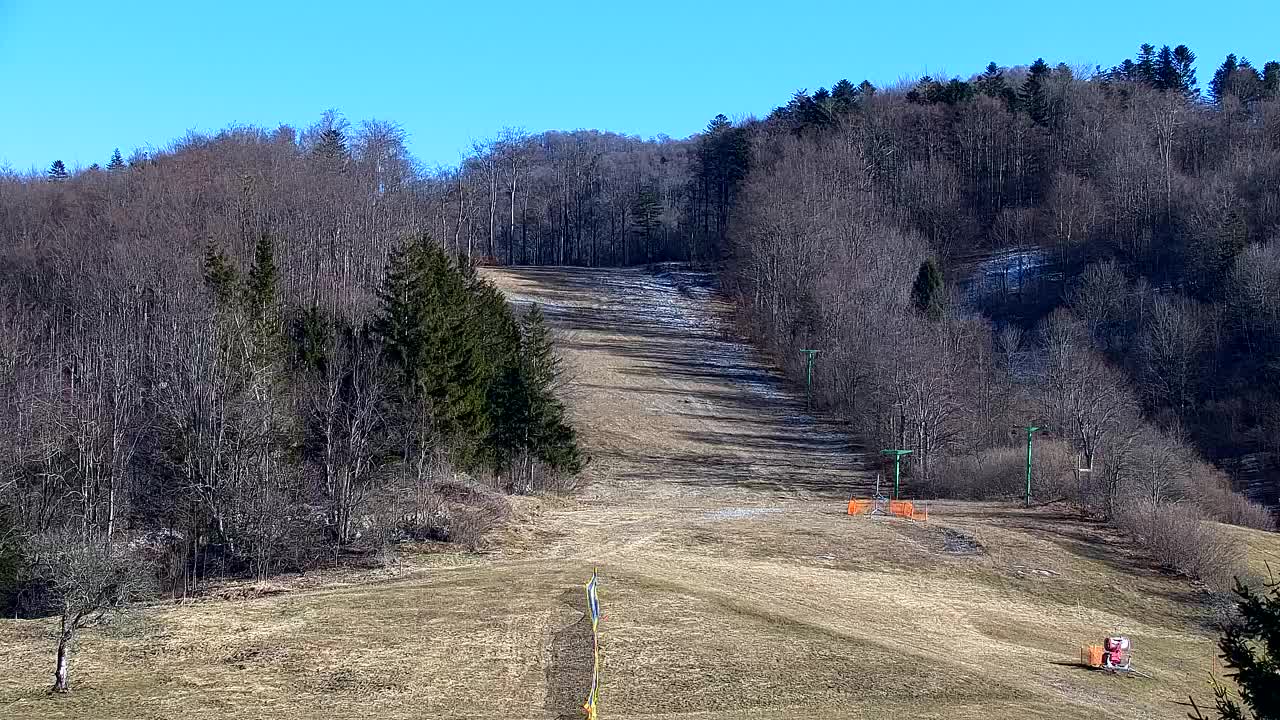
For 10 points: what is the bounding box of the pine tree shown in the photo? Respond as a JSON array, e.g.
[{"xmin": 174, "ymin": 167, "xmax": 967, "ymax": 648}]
[
  {"xmin": 911, "ymin": 259, "xmax": 946, "ymax": 320},
  {"xmin": 1195, "ymin": 579, "xmax": 1280, "ymax": 720},
  {"xmin": 107, "ymin": 149, "xmax": 125, "ymax": 171},
  {"xmin": 857, "ymin": 80, "xmax": 876, "ymax": 97},
  {"xmin": 48, "ymin": 160, "xmax": 68, "ymax": 181}
]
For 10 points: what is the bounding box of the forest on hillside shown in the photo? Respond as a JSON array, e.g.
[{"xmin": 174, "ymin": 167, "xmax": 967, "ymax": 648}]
[
  {"xmin": 729, "ymin": 45, "xmax": 1280, "ymax": 512},
  {"xmin": 2, "ymin": 43, "xmax": 1279, "ymax": 622}
]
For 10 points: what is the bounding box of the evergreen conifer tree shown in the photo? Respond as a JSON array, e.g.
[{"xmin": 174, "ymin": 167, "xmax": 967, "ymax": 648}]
[
  {"xmin": 632, "ymin": 183, "xmax": 662, "ymax": 262},
  {"xmin": 314, "ymin": 127, "xmax": 348, "ymax": 167},
  {"xmin": 1193, "ymin": 580, "xmax": 1280, "ymax": 720},
  {"xmin": 242, "ymin": 235, "xmax": 284, "ymax": 361},
  {"xmin": 1211, "ymin": 55, "xmax": 1265, "ymax": 105},
  {"xmin": 1155, "ymin": 45, "xmax": 1180, "ymax": 92},
  {"xmin": 1264, "ymin": 61, "xmax": 1280, "ymax": 99},
  {"xmin": 1172, "ymin": 45, "xmax": 1199, "ymax": 98},
  {"xmin": 1136, "ymin": 43, "xmax": 1158, "ymax": 85},
  {"xmin": 1020, "ymin": 59, "xmax": 1053, "ymax": 127},
  {"xmin": 374, "ymin": 236, "xmax": 490, "ymax": 452},
  {"xmin": 911, "ymin": 259, "xmax": 946, "ymax": 320},
  {"xmin": 244, "ymin": 235, "xmax": 279, "ymax": 316},
  {"xmin": 831, "ymin": 79, "xmax": 858, "ymax": 113},
  {"xmin": 203, "ymin": 242, "xmax": 239, "ymax": 306},
  {"xmin": 1211, "ymin": 55, "xmax": 1240, "ymax": 105},
  {"xmin": 48, "ymin": 160, "xmax": 68, "ymax": 181},
  {"xmin": 977, "ymin": 63, "xmax": 1018, "ymax": 110},
  {"xmin": 107, "ymin": 149, "xmax": 125, "ymax": 171},
  {"xmin": 519, "ymin": 304, "xmax": 581, "ymax": 475}
]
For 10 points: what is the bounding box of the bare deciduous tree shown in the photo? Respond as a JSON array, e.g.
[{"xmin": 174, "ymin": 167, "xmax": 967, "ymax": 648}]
[{"xmin": 34, "ymin": 535, "xmax": 149, "ymax": 693}]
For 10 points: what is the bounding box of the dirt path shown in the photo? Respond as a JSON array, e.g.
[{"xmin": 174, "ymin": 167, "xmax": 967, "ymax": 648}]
[{"xmin": 0, "ymin": 265, "xmax": 1258, "ymax": 720}]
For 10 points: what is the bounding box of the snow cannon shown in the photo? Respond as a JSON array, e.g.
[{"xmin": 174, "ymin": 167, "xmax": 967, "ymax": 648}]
[
  {"xmin": 1082, "ymin": 636, "xmax": 1136, "ymax": 674},
  {"xmin": 1103, "ymin": 636, "xmax": 1131, "ymax": 671}
]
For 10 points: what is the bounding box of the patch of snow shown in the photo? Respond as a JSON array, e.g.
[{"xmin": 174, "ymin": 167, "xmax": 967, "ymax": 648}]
[{"xmin": 705, "ymin": 507, "xmax": 785, "ymax": 520}]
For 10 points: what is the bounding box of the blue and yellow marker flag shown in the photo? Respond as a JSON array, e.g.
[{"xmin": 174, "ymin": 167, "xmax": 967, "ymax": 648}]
[{"xmin": 583, "ymin": 570, "xmax": 601, "ymax": 720}]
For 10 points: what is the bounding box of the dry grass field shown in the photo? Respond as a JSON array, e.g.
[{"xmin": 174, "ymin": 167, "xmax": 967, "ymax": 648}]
[{"xmin": 2, "ymin": 265, "xmax": 1276, "ymax": 719}]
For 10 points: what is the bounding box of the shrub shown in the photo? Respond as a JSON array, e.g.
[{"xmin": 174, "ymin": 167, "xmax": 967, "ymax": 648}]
[
  {"xmin": 1182, "ymin": 464, "xmax": 1276, "ymax": 531},
  {"xmin": 930, "ymin": 439, "xmax": 1077, "ymax": 501},
  {"xmin": 393, "ymin": 480, "xmax": 511, "ymax": 551},
  {"xmin": 1114, "ymin": 500, "xmax": 1245, "ymax": 588}
]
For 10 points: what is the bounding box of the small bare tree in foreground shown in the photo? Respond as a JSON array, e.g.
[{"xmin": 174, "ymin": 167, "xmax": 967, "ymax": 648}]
[{"xmin": 36, "ymin": 535, "xmax": 149, "ymax": 693}]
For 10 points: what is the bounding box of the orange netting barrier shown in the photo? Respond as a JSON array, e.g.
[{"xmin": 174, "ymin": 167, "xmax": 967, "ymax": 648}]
[
  {"xmin": 1081, "ymin": 644, "xmax": 1104, "ymax": 667},
  {"xmin": 847, "ymin": 499, "xmax": 872, "ymax": 515},
  {"xmin": 889, "ymin": 500, "xmax": 914, "ymax": 518},
  {"xmin": 847, "ymin": 499, "xmax": 927, "ymax": 521}
]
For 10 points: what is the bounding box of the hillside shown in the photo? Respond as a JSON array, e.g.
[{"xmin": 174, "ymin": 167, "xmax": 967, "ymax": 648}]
[{"xmin": 1, "ymin": 265, "xmax": 1273, "ymax": 719}]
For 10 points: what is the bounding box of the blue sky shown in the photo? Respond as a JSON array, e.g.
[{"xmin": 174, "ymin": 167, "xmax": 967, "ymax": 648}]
[{"xmin": 1, "ymin": 0, "xmax": 1276, "ymax": 173}]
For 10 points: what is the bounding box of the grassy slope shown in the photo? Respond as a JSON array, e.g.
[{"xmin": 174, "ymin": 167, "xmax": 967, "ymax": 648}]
[{"xmin": 1, "ymin": 265, "xmax": 1275, "ymax": 720}]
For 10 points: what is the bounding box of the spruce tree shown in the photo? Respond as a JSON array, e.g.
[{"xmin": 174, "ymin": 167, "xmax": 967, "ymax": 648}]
[
  {"xmin": 633, "ymin": 183, "xmax": 662, "ymax": 262},
  {"xmin": 519, "ymin": 304, "xmax": 581, "ymax": 475},
  {"xmin": 1264, "ymin": 61, "xmax": 1280, "ymax": 99},
  {"xmin": 107, "ymin": 148, "xmax": 125, "ymax": 171},
  {"xmin": 911, "ymin": 259, "xmax": 946, "ymax": 320},
  {"xmin": 831, "ymin": 79, "xmax": 858, "ymax": 113},
  {"xmin": 1155, "ymin": 45, "xmax": 1180, "ymax": 92},
  {"xmin": 464, "ymin": 275, "xmax": 522, "ymax": 470},
  {"xmin": 1211, "ymin": 55, "xmax": 1241, "ymax": 105},
  {"xmin": 48, "ymin": 160, "xmax": 68, "ymax": 181},
  {"xmin": 203, "ymin": 242, "xmax": 239, "ymax": 306},
  {"xmin": 1195, "ymin": 580, "xmax": 1280, "ymax": 720},
  {"xmin": 244, "ymin": 235, "xmax": 279, "ymax": 315},
  {"xmin": 242, "ymin": 235, "xmax": 283, "ymax": 361},
  {"xmin": 1136, "ymin": 43, "xmax": 1158, "ymax": 85},
  {"xmin": 1211, "ymin": 55, "xmax": 1265, "ymax": 105},
  {"xmin": 977, "ymin": 63, "xmax": 1018, "ymax": 110},
  {"xmin": 977, "ymin": 63, "xmax": 1005, "ymax": 97},
  {"xmin": 313, "ymin": 127, "xmax": 348, "ymax": 167},
  {"xmin": 1020, "ymin": 59, "xmax": 1052, "ymax": 127},
  {"xmin": 374, "ymin": 236, "xmax": 489, "ymax": 450},
  {"xmin": 1173, "ymin": 45, "xmax": 1199, "ymax": 98}
]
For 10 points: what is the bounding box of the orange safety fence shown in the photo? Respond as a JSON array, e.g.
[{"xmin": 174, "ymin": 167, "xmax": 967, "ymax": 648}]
[{"xmin": 847, "ymin": 498, "xmax": 928, "ymax": 521}]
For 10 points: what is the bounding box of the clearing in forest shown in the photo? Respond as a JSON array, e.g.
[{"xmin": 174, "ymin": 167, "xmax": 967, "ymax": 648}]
[{"xmin": 1, "ymin": 264, "xmax": 1273, "ymax": 719}]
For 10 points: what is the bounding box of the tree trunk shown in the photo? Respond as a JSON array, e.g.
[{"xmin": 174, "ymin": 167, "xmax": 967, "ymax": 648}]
[{"xmin": 52, "ymin": 624, "xmax": 74, "ymax": 693}]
